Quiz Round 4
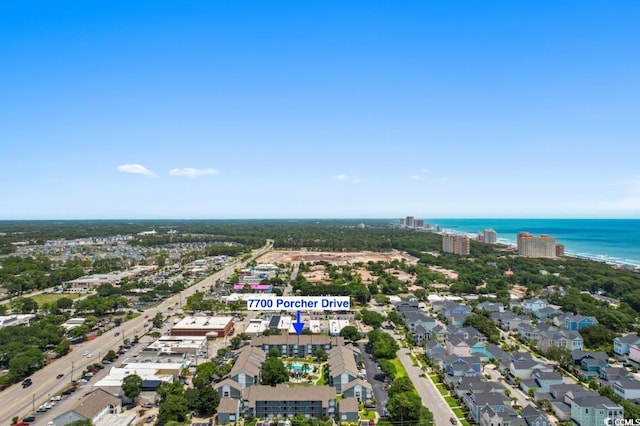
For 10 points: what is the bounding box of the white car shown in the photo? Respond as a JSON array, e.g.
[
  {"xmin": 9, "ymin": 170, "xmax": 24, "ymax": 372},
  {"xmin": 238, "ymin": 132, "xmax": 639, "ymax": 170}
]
[
  {"xmin": 82, "ymin": 351, "xmax": 89, "ymax": 356},
  {"xmin": 86, "ymin": 352, "xmax": 93, "ymax": 358},
  {"xmin": 51, "ymin": 395, "xmax": 61, "ymax": 401}
]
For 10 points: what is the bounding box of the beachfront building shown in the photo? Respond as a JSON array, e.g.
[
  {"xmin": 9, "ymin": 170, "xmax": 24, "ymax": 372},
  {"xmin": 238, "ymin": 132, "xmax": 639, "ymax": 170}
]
[
  {"xmin": 517, "ymin": 232, "xmax": 557, "ymax": 258},
  {"xmin": 442, "ymin": 233, "xmax": 470, "ymax": 255},
  {"xmin": 483, "ymin": 229, "xmax": 497, "ymax": 244}
]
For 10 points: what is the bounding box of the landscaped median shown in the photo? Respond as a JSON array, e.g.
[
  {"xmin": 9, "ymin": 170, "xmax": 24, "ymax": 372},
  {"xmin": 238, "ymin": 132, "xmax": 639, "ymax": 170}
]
[{"xmin": 390, "ymin": 358, "xmax": 406, "ymax": 378}]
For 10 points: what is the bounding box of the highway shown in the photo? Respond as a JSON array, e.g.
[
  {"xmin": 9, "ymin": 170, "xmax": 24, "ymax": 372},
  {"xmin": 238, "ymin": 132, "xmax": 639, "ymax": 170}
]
[{"xmin": 0, "ymin": 241, "xmax": 272, "ymax": 426}]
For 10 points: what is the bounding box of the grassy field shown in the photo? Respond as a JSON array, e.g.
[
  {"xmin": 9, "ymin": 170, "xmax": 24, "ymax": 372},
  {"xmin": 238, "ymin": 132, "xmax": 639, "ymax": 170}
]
[
  {"xmin": 391, "ymin": 358, "xmax": 407, "ymax": 378},
  {"xmin": 31, "ymin": 293, "xmax": 82, "ymax": 305},
  {"xmin": 360, "ymin": 410, "xmax": 377, "ymax": 420}
]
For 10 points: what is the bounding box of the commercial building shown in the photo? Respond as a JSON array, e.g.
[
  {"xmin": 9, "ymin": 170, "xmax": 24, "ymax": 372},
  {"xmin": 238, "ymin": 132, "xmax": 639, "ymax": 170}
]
[
  {"xmin": 170, "ymin": 315, "xmax": 234, "ymax": 338},
  {"xmin": 517, "ymin": 232, "xmax": 557, "ymax": 258},
  {"xmin": 442, "ymin": 233, "xmax": 470, "ymax": 255}
]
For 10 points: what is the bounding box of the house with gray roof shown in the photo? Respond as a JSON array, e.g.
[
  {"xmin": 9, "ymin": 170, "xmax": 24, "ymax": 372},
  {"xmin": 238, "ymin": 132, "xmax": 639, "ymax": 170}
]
[
  {"xmin": 614, "ymin": 333, "xmax": 640, "ymax": 356},
  {"xmin": 521, "ymin": 404, "xmax": 553, "ymax": 426},
  {"xmin": 52, "ymin": 389, "xmax": 120, "ymax": 426},
  {"xmin": 570, "ymin": 395, "xmax": 623, "ymax": 426}
]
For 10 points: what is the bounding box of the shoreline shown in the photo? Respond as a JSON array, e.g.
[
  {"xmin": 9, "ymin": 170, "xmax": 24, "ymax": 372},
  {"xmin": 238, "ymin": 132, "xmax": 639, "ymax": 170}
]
[{"xmin": 436, "ymin": 229, "xmax": 640, "ymax": 269}]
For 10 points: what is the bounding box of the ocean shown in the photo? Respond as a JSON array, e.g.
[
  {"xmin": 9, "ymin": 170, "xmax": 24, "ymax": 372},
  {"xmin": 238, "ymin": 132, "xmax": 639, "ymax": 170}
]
[{"xmin": 425, "ymin": 219, "xmax": 640, "ymax": 268}]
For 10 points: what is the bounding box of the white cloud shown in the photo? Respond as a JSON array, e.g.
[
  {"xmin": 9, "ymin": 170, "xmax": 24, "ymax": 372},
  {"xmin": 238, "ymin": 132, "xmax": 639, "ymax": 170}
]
[
  {"xmin": 117, "ymin": 164, "xmax": 155, "ymax": 176},
  {"xmin": 169, "ymin": 168, "xmax": 221, "ymax": 178},
  {"xmin": 333, "ymin": 174, "xmax": 365, "ymax": 184},
  {"xmin": 409, "ymin": 175, "xmax": 423, "ymax": 181}
]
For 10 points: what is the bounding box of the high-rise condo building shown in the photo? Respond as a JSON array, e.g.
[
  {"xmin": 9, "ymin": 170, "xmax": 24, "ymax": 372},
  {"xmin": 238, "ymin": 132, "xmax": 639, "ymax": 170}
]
[
  {"xmin": 442, "ymin": 233, "xmax": 470, "ymax": 255},
  {"xmin": 555, "ymin": 244, "xmax": 565, "ymax": 257},
  {"xmin": 483, "ymin": 229, "xmax": 497, "ymax": 244},
  {"xmin": 517, "ymin": 232, "xmax": 557, "ymax": 258}
]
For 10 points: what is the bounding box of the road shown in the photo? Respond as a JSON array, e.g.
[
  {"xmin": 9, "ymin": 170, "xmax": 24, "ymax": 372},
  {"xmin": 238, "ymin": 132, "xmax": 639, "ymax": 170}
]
[
  {"xmin": 394, "ymin": 345, "xmax": 456, "ymax": 426},
  {"xmin": 0, "ymin": 241, "xmax": 272, "ymax": 426}
]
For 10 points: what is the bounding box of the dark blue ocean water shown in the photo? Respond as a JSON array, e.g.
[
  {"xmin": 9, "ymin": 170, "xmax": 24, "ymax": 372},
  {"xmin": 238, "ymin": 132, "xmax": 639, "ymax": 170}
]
[{"xmin": 426, "ymin": 219, "xmax": 640, "ymax": 267}]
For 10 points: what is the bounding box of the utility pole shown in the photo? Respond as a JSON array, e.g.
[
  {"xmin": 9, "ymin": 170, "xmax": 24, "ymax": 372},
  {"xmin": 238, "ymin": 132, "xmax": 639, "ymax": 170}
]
[
  {"xmin": 70, "ymin": 361, "xmax": 74, "ymax": 385},
  {"xmin": 32, "ymin": 393, "xmax": 35, "ymax": 412}
]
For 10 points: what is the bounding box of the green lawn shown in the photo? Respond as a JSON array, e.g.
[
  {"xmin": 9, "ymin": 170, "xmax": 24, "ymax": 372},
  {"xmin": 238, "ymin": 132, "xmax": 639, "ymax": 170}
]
[
  {"xmin": 31, "ymin": 293, "xmax": 82, "ymax": 305},
  {"xmin": 391, "ymin": 358, "xmax": 407, "ymax": 378},
  {"xmin": 444, "ymin": 396, "xmax": 459, "ymax": 408},
  {"xmin": 360, "ymin": 410, "xmax": 377, "ymax": 420},
  {"xmin": 452, "ymin": 408, "xmax": 464, "ymax": 418},
  {"xmin": 428, "ymin": 373, "xmax": 441, "ymax": 383},
  {"xmin": 436, "ymin": 384, "xmax": 449, "ymax": 396}
]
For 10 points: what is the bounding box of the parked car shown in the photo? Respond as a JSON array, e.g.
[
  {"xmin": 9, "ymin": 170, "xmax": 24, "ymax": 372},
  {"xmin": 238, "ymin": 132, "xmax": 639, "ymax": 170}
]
[
  {"xmin": 450, "ymin": 417, "xmax": 458, "ymax": 425},
  {"xmin": 56, "ymin": 373, "xmax": 64, "ymax": 379}
]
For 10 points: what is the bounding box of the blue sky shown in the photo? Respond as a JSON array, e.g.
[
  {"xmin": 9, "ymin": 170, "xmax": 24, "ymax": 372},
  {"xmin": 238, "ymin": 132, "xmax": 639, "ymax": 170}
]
[{"xmin": 1, "ymin": 1, "xmax": 639, "ymax": 219}]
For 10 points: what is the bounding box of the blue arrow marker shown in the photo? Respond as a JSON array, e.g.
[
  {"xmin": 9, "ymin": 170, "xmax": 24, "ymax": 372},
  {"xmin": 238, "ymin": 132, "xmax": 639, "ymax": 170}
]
[{"xmin": 293, "ymin": 310, "xmax": 305, "ymax": 335}]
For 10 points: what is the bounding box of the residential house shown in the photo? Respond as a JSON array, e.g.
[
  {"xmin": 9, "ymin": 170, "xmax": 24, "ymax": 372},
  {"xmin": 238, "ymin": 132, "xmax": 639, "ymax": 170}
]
[
  {"xmin": 613, "ymin": 377, "xmax": 640, "ymax": 400},
  {"xmin": 613, "ymin": 333, "xmax": 640, "ymax": 356},
  {"xmin": 599, "ymin": 366, "xmax": 629, "ymax": 385},
  {"xmin": 534, "ymin": 306, "xmax": 562, "ymax": 320},
  {"xmin": 445, "ymin": 335, "xmax": 471, "ymax": 357},
  {"xmin": 465, "ymin": 391, "xmax": 510, "ymax": 423},
  {"xmin": 521, "ymin": 404, "xmax": 553, "ymax": 426},
  {"xmin": 425, "ymin": 341, "xmax": 446, "ymax": 360},
  {"xmin": 538, "ymin": 328, "xmax": 584, "ymax": 352},
  {"xmin": 493, "ymin": 312, "xmax": 530, "ymax": 331},
  {"xmin": 443, "ymin": 302, "xmax": 472, "ymax": 320},
  {"xmin": 477, "ymin": 302, "xmax": 505, "ymax": 314},
  {"xmin": 564, "ymin": 314, "xmax": 598, "ymax": 331},
  {"xmin": 485, "ymin": 344, "xmax": 508, "ymax": 365},
  {"xmin": 509, "ymin": 359, "xmax": 554, "ymax": 380},
  {"xmin": 522, "ymin": 298, "xmax": 548, "ymax": 313},
  {"xmin": 629, "ymin": 343, "xmax": 640, "ymax": 364},
  {"xmin": 580, "ymin": 357, "xmax": 608, "ymax": 380},
  {"xmin": 443, "ymin": 356, "xmax": 482, "ymax": 382},
  {"xmin": 570, "ymin": 395, "xmax": 624, "ymax": 426},
  {"xmin": 51, "ymin": 389, "xmax": 120, "ymax": 426},
  {"xmin": 531, "ymin": 369, "xmax": 563, "ymax": 393},
  {"xmin": 449, "ymin": 312, "xmax": 471, "ymax": 326},
  {"xmin": 572, "ymin": 350, "xmax": 609, "ymax": 366},
  {"xmin": 427, "ymin": 324, "xmax": 447, "ymax": 343}
]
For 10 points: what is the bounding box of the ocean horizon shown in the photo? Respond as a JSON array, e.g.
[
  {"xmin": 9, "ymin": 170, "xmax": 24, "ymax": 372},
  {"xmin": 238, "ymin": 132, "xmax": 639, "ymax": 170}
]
[{"xmin": 425, "ymin": 218, "xmax": 640, "ymax": 268}]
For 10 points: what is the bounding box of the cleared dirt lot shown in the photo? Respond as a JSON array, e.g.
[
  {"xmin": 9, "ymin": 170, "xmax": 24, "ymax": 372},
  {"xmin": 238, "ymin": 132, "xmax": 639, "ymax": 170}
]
[{"xmin": 257, "ymin": 250, "xmax": 417, "ymax": 265}]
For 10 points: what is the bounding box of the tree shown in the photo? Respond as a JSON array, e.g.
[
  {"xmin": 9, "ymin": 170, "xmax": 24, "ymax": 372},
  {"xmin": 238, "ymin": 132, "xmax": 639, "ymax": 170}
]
[
  {"xmin": 56, "ymin": 297, "xmax": 74, "ymax": 310},
  {"xmin": 158, "ymin": 394, "xmax": 189, "ymax": 423},
  {"xmin": 122, "ymin": 374, "xmax": 142, "ymax": 401},
  {"xmin": 388, "ymin": 376, "xmax": 415, "ymax": 397},
  {"xmin": 386, "ymin": 391, "xmax": 423, "ymax": 423},
  {"xmin": 194, "ymin": 380, "xmax": 221, "ymax": 415},
  {"xmin": 261, "ymin": 357, "xmax": 289, "ymax": 386},
  {"xmin": 157, "ymin": 381, "xmax": 184, "ymax": 403},
  {"xmin": 66, "ymin": 420, "xmax": 93, "ymax": 426},
  {"xmin": 152, "ymin": 312, "xmax": 164, "ymax": 329},
  {"xmin": 313, "ymin": 348, "xmax": 328, "ymax": 362},
  {"xmin": 361, "ymin": 309, "xmax": 385, "ymax": 329},
  {"xmin": 339, "ymin": 325, "xmax": 362, "ymax": 342},
  {"xmin": 374, "ymin": 294, "xmax": 390, "ymax": 305}
]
